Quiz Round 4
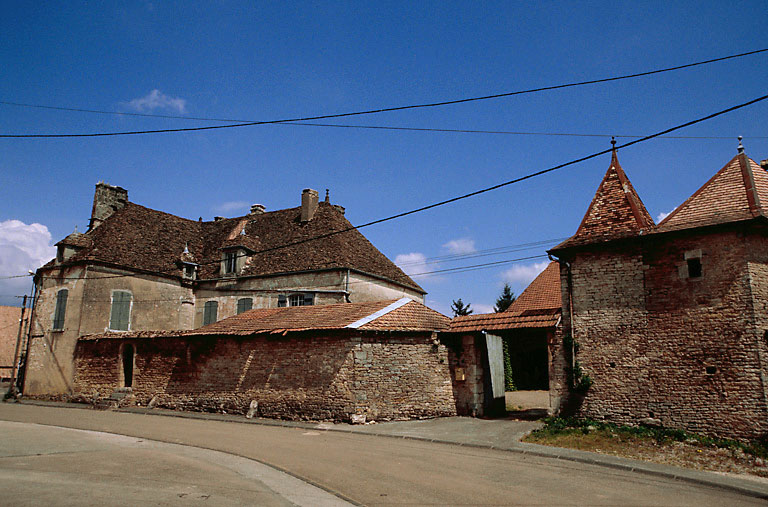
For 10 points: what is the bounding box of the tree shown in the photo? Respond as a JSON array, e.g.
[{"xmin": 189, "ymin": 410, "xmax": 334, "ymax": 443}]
[
  {"xmin": 451, "ymin": 298, "xmax": 473, "ymax": 317},
  {"xmin": 494, "ymin": 284, "xmax": 516, "ymax": 313}
]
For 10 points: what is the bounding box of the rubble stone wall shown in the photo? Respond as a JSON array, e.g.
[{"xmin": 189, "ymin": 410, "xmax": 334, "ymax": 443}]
[
  {"xmin": 73, "ymin": 331, "xmax": 457, "ymax": 422},
  {"xmin": 554, "ymin": 228, "xmax": 768, "ymax": 440}
]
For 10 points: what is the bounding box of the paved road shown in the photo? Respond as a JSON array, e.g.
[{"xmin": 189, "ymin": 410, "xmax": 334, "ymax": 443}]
[{"xmin": 0, "ymin": 403, "xmax": 764, "ymax": 506}]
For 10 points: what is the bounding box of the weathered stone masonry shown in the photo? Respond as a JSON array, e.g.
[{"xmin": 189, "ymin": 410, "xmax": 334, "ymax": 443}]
[{"xmin": 73, "ymin": 331, "xmax": 458, "ymax": 421}]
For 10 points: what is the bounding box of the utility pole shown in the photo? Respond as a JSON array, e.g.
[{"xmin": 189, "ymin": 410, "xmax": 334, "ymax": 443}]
[{"xmin": 5, "ymin": 295, "xmax": 27, "ymax": 400}]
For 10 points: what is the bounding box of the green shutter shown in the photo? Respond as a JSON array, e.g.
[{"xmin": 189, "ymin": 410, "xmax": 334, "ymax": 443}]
[
  {"xmin": 237, "ymin": 298, "xmax": 252, "ymax": 314},
  {"xmin": 110, "ymin": 291, "xmax": 131, "ymax": 330},
  {"xmin": 203, "ymin": 301, "xmax": 218, "ymax": 325},
  {"xmin": 53, "ymin": 289, "xmax": 68, "ymax": 330}
]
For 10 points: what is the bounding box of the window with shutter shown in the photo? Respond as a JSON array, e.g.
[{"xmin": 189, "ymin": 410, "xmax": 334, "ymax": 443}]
[
  {"xmin": 53, "ymin": 289, "xmax": 68, "ymax": 330},
  {"xmin": 109, "ymin": 291, "xmax": 132, "ymax": 331},
  {"xmin": 237, "ymin": 298, "xmax": 252, "ymax": 314},
  {"xmin": 277, "ymin": 295, "xmax": 287, "ymax": 307},
  {"xmin": 203, "ymin": 300, "xmax": 218, "ymax": 325}
]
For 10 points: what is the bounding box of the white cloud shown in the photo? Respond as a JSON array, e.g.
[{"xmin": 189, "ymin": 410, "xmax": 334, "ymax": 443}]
[
  {"xmin": 500, "ymin": 261, "xmax": 549, "ymax": 287},
  {"xmin": 656, "ymin": 207, "xmax": 676, "ymax": 223},
  {"xmin": 126, "ymin": 89, "xmax": 187, "ymax": 113},
  {"xmin": 0, "ymin": 220, "xmax": 56, "ymax": 304},
  {"xmin": 395, "ymin": 252, "xmax": 431, "ymax": 279},
  {"xmin": 214, "ymin": 201, "xmax": 250, "ymax": 214},
  {"xmin": 442, "ymin": 237, "xmax": 476, "ymax": 255}
]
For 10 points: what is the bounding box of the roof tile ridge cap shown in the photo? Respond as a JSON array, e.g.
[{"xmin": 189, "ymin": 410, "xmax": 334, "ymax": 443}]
[
  {"xmin": 656, "ymin": 154, "xmax": 742, "ymax": 229},
  {"xmin": 737, "ymin": 152, "xmax": 762, "ymax": 217},
  {"xmin": 612, "ymin": 155, "xmax": 654, "ymax": 230},
  {"xmin": 346, "ymin": 297, "xmax": 412, "ymax": 329},
  {"xmin": 125, "ymin": 201, "xmax": 201, "ymax": 223}
]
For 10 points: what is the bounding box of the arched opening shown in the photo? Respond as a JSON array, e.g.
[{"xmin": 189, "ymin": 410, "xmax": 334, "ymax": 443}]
[{"xmin": 122, "ymin": 343, "xmax": 134, "ymax": 388}]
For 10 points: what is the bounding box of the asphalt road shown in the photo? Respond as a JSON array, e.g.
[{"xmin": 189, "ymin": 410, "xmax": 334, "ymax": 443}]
[{"xmin": 0, "ymin": 403, "xmax": 764, "ymax": 506}]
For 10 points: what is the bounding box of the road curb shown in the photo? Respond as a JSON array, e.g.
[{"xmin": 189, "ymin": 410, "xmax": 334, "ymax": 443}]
[{"xmin": 11, "ymin": 399, "xmax": 768, "ymax": 500}]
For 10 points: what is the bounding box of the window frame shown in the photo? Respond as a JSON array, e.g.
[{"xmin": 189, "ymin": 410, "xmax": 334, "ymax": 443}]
[
  {"xmin": 109, "ymin": 290, "xmax": 132, "ymax": 331},
  {"xmin": 52, "ymin": 288, "xmax": 68, "ymax": 331},
  {"xmin": 223, "ymin": 251, "xmax": 237, "ymax": 274},
  {"xmin": 236, "ymin": 297, "xmax": 253, "ymax": 314},
  {"xmin": 203, "ymin": 300, "xmax": 219, "ymax": 326},
  {"xmin": 279, "ymin": 293, "xmax": 315, "ymax": 307}
]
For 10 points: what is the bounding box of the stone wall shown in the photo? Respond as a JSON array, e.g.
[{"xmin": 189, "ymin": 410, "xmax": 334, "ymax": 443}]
[
  {"xmin": 554, "ymin": 226, "xmax": 768, "ymax": 439},
  {"xmin": 0, "ymin": 306, "xmax": 22, "ymax": 380},
  {"xmin": 73, "ymin": 331, "xmax": 457, "ymax": 422}
]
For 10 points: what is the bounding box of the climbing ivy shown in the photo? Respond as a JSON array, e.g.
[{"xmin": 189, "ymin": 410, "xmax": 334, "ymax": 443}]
[
  {"xmin": 502, "ymin": 338, "xmax": 516, "ymax": 391},
  {"xmin": 563, "ymin": 333, "xmax": 592, "ymax": 394}
]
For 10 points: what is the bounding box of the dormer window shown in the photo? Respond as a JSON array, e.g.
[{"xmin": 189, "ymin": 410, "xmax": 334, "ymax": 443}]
[
  {"xmin": 182, "ymin": 263, "xmax": 197, "ymax": 280},
  {"xmin": 224, "ymin": 251, "xmax": 238, "ymax": 274}
]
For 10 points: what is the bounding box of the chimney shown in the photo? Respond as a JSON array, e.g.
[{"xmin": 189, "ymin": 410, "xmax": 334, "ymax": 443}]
[
  {"xmin": 301, "ymin": 188, "xmax": 319, "ymax": 222},
  {"xmin": 250, "ymin": 203, "xmax": 265, "ymax": 215},
  {"xmin": 761, "ymin": 159, "xmax": 768, "ymax": 171},
  {"xmin": 89, "ymin": 182, "xmax": 128, "ymax": 230}
]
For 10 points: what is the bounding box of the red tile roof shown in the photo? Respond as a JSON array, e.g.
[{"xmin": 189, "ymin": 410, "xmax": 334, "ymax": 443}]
[
  {"xmin": 42, "ymin": 201, "xmax": 423, "ymax": 293},
  {"xmin": 80, "ymin": 298, "xmax": 449, "ymax": 340},
  {"xmin": 553, "ymin": 150, "xmax": 654, "ymax": 250},
  {"xmin": 449, "ymin": 262, "xmax": 562, "ymax": 332},
  {"xmin": 656, "ymin": 154, "xmax": 768, "ymax": 232}
]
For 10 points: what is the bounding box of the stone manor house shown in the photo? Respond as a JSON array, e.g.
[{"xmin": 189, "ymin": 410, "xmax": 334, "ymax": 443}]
[{"xmin": 25, "ymin": 184, "xmax": 427, "ymax": 396}]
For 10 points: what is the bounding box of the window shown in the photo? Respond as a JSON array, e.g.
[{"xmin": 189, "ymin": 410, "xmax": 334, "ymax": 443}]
[
  {"xmin": 52, "ymin": 289, "xmax": 68, "ymax": 330},
  {"xmin": 109, "ymin": 291, "xmax": 132, "ymax": 331},
  {"xmin": 278, "ymin": 293, "xmax": 314, "ymax": 307},
  {"xmin": 687, "ymin": 258, "xmax": 702, "ymax": 278},
  {"xmin": 224, "ymin": 251, "xmax": 237, "ymax": 274},
  {"xmin": 183, "ymin": 264, "xmax": 196, "ymax": 280},
  {"xmin": 203, "ymin": 300, "xmax": 218, "ymax": 325},
  {"xmin": 237, "ymin": 298, "xmax": 253, "ymax": 314}
]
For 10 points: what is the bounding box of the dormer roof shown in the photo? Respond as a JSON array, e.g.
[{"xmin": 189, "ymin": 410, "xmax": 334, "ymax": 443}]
[
  {"xmin": 553, "ymin": 150, "xmax": 654, "ymax": 250},
  {"xmin": 656, "ymin": 153, "xmax": 768, "ymax": 232}
]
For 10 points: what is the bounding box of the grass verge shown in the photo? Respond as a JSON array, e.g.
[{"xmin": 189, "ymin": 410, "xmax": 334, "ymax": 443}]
[{"xmin": 524, "ymin": 417, "xmax": 768, "ymax": 479}]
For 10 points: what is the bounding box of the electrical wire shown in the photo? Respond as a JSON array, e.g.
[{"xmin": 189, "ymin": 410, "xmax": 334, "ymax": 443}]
[
  {"xmin": 1, "ymin": 48, "xmax": 766, "ymax": 139},
  {"xmin": 8, "ymin": 93, "xmax": 768, "ymax": 283},
  {"xmin": 3, "ymin": 101, "xmax": 766, "ymax": 140}
]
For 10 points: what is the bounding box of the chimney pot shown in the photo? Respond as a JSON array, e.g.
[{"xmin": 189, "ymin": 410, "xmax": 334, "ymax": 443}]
[
  {"xmin": 214, "ymin": 216, "xmax": 224, "ymax": 221},
  {"xmin": 301, "ymin": 188, "xmax": 319, "ymax": 222},
  {"xmin": 250, "ymin": 204, "xmax": 266, "ymax": 215},
  {"xmin": 761, "ymin": 159, "xmax": 768, "ymax": 171}
]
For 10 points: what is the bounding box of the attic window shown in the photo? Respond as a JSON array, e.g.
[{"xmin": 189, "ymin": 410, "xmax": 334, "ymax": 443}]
[
  {"xmin": 183, "ymin": 264, "xmax": 196, "ymax": 280},
  {"xmin": 224, "ymin": 251, "xmax": 237, "ymax": 274},
  {"xmin": 278, "ymin": 293, "xmax": 314, "ymax": 307}
]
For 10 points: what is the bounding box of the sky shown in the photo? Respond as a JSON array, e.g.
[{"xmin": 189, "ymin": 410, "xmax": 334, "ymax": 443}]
[{"xmin": 1, "ymin": 1, "xmax": 767, "ymax": 314}]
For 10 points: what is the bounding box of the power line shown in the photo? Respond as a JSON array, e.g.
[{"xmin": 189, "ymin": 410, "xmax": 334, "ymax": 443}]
[
  {"xmin": 17, "ymin": 93, "xmax": 768, "ymax": 284},
  {"xmin": 3, "ymin": 101, "xmax": 766, "ymax": 140},
  {"xmin": 2, "ymin": 48, "xmax": 766, "ymax": 139}
]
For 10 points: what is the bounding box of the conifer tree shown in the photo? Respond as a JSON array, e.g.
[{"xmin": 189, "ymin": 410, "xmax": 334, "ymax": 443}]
[
  {"xmin": 494, "ymin": 284, "xmax": 516, "ymax": 313},
  {"xmin": 451, "ymin": 298, "xmax": 473, "ymax": 317}
]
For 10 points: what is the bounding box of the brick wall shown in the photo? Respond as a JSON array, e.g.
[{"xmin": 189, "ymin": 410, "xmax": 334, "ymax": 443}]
[
  {"xmin": 554, "ymin": 226, "xmax": 768, "ymax": 440},
  {"xmin": 73, "ymin": 331, "xmax": 457, "ymax": 422}
]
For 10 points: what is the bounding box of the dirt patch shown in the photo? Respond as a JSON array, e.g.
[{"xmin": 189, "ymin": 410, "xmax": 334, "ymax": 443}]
[{"xmin": 525, "ymin": 421, "xmax": 768, "ymax": 482}]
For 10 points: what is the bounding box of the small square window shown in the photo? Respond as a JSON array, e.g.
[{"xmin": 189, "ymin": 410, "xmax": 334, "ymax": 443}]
[{"xmin": 687, "ymin": 258, "xmax": 702, "ymax": 278}]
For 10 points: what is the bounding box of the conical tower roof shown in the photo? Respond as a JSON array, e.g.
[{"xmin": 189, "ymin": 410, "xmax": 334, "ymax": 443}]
[
  {"xmin": 553, "ymin": 149, "xmax": 654, "ymax": 250},
  {"xmin": 656, "ymin": 148, "xmax": 768, "ymax": 232}
]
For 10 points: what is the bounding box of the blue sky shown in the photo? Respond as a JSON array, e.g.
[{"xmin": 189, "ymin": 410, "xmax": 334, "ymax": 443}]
[{"xmin": 1, "ymin": 1, "xmax": 767, "ymax": 313}]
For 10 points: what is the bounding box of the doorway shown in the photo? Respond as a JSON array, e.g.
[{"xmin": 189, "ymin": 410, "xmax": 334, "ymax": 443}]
[{"xmin": 122, "ymin": 343, "xmax": 134, "ymax": 388}]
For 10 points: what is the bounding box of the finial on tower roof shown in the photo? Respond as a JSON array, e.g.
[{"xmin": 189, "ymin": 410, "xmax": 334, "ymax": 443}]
[
  {"xmin": 738, "ymin": 136, "xmax": 744, "ymax": 154},
  {"xmin": 73, "ymin": 225, "xmax": 79, "ymax": 234},
  {"xmin": 611, "ymin": 136, "xmax": 616, "ymax": 150},
  {"xmin": 325, "ymin": 189, "xmax": 330, "ymax": 203},
  {"xmin": 183, "ymin": 242, "xmax": 189, "ymax": 254}
]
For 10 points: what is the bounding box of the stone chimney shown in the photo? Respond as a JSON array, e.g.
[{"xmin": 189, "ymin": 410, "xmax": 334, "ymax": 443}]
[
  {"xmin": 301, "ymin": 189, "xmax": 319, "ymax": 222},
  {"xmin": 761, "ymin": 159, "xmax": 768, "ymax": 171},
  {"xmin": 89, "ymin": 182, "xmax": 128, "ymax": 230},
  {"xmin": 250, "ymin": 204, "xmax": 265, "ymax": 215}
]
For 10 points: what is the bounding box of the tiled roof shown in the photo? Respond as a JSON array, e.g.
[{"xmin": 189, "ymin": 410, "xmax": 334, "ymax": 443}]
[
  {"xmin": 80, "ymin": 298, "xmax": 449, "ymax": 340},
  {"xmin": 553, "ymin": 150, "xmax": 654, "ymax": 250},
  {"xmin": 449, "ymin": 262, "xmax": 562, "ymax": 332},
  {"xmin": 55, "ymin": 230, "xmax": 92, "ymax": 249},
  {"xmin": 42, "ymin": 201, "xmax": 423, "ymax": 293},
  {"xmin": 656, "ymin": 154, "xmax": 768, "ymax": 232}
]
